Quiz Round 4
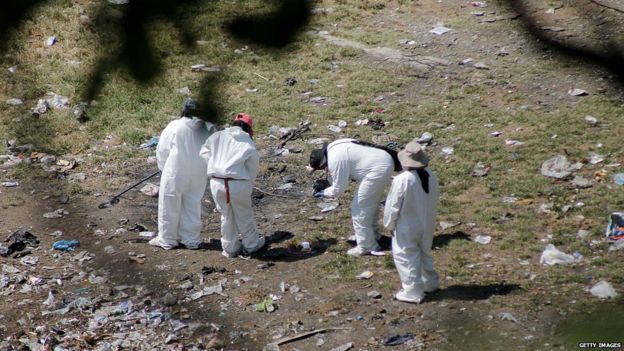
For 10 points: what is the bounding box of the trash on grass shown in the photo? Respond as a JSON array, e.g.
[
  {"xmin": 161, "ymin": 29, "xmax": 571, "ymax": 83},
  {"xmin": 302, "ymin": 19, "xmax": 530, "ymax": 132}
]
[
  {"xmin": 330, "ymin": 342, "xmax": 353, "ymax": 351},
  {"xmin": 589, "ymin": 280, "xmax": 618, "ymax": 299},
  {"xmin": 430, "ymin": 25, "xmax": 451, "ymax": 35},
  {"xmin": 613, "ymin": 173, "xmax": 624, "ymax": 185},
  {"xmin": 584, "ymin": 115, "xmax": 598, "ymax": 126},
  {"xmin": 318, "ymin": 202, "xmax": 339, "ymax": 213},
  {"xmin": 52, "ymin": 240, "xmax": 80, "ymax": 251},
  {"xmin": 605, "ymin": 212, "xmax": 624, "ymax": 240},
  {"xmin": 357, "ymin": 271, "xmax": 374, "ymax": 280},
  {"xmin": 253, "ymin": 297, "xmax": 275, "ymax": 312},
  {"xmin": 473, "ymin": 235, "xmax": 491, "ymax": 245},
  {"xmin": 140, "ymin": 183, "xmax": 159, "ymax": 197},
  {"xmin": 570, "ymin": 175, "xmax": 592, "ymax": 189},
  {"xmin": 540, "ymin": 155, "xmax": 581, "ymax": 179},
  {"xmin": 539, "ymin": 244, "xmax": 577, "ymax": 265},
  {"xmin": 471, "ymin": 162, "xmax": 490, "ymax": 177},
  {"xmin": 568, "ymin": 88, "xmax": 588, "ymax": 96}
]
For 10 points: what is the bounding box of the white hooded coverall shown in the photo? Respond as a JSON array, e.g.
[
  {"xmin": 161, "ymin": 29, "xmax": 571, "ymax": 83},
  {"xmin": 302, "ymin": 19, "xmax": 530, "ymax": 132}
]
[
  {"xmin": 319, "ymin": 139, "xmax": 394, "ymax": 250},
  {"xmin": 200, "ymin": 126, "xmax": 261, "ymax": 255},
  {"xmin": 153, "ymin": 117, "xmax": 215, "ymax": 249},
  {"xmin": 383, "ymin": 168, "xmax": 440, "ymax": 300}
]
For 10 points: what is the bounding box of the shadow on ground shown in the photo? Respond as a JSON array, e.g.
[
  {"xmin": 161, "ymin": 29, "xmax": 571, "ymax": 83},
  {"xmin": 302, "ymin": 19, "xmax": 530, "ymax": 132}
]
[
  {"xmin": 433, "ymin": 231, "xmax": 470, "ymax": 249},
  {"xmin": 199, "ymin": 230, "xmax": 339, "ymax": 262},
  {"xmin": 427, "ymin": 283, "xmax": 522, "ymax": 301}
]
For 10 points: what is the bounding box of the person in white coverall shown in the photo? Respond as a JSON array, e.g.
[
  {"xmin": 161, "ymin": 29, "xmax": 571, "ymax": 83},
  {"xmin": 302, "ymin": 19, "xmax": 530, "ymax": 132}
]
[
  {"xmin": 309, "ymin": 139, "xmax": 394, "ymax": 256},
  {"xmin": 200, "ymin": 113, "xmax": 265, "ymax": 258},
  {"xmin": 149, "ymin": 99, "xmax": 216, "ymax": 250},
  {"xmin": 383, "ymin": 140, "xmax": 440, "ymax": 303}
]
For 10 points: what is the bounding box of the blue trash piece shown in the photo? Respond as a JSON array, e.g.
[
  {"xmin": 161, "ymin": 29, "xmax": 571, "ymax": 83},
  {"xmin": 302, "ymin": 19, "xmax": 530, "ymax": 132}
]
[
  {"xmin": 52, "ymin": 240, "xmax": 80, "ymax": 251},
  {"xmin": 614, "ymin": 173, "xmax": 624, "ymax": 185},
  {"xmin": 139, "ymin": 136, "xmax": 159, "ymax": 149}
]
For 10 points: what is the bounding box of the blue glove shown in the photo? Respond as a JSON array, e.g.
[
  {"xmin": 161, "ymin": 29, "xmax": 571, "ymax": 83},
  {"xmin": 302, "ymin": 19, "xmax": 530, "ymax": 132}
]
[{"xmin": 313, "ymin": 191, "xmax": 324, "ymax": 198}]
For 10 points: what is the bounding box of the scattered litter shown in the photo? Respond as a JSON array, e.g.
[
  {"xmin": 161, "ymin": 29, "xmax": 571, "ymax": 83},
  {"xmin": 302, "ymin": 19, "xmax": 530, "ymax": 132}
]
[
  {"xmin": 474, "ymin": 62, "xmax": 489, "ymax": 70},
  {"xmin": 383, "ymin": 334, "xmax": 415, "ymax": 346},
  {"xmin": 539, "ymin": 244, "xmax": 577, "ymax": 265},
  {"xmin": 327, "ymin": 125, "xmax": 342, "ymax": 133},
  {"xmin": 108, "ymin": 0, "xmax": 129, "ymax": 4},
  {"xmin": 490, "ymin": 131, "xmax": 502, "ymax": 137},
  {"xmin": 330, "ymin": 342, "xmax": 353, "ymax": 351},
  {"xmin": 31, "ymin": 99, "xmax": 49, "ymax": 116},
  {"xmin": 584, "ymin": 115, "xmax": 598, "ymax": 126},
  {"xmin": 589, "ymin": 280, "xmax": 618, "ymax": 299},
  {"xmin": 357, "ymin": 271, "xmax": 374, "ymax": 280},
  {"xmin": 318, "ymin": 202, "xmax": 339, "ymax": 213},
  {"xmin": 570, "ymin": 175, "xmax": 592, "ymax": 189},
  {"xmin": 541, "ymin": 26, "xmax": 565, "ymax": 32},
  {"xmin": 416, "ymin": 132, "xmax": 433, "ymax": 145},
  {"xmin": 308, "ymin": 216, "xmax": 324, "ymax": 221},
  {"xmin": 46, "ymin": 36, "xmax": 57, "ymax": 46},
  {"xmin": 140, "ymin": 183, "xmax": 159, "ymax": 197},
  {"xmin": 8, "ymin": 66, "xmax": 16, "ymax": 73},
  {"xmin": 441, "ymin": 147, "xmax": 454, "ymax": 156},
  {"xmin": 52, "ymin": 240, "xmax": 80, "ymax": 251},
  {"xmin": 1, "ymin": 181, "xmax": 19, "ymax": 187},
  {"xmin": 253, "ymin": 297, "xmax": 275, "ymax": 312},
  {"xmin": 471, "ymin": 162, "xmax": 490, "ymax": 177},
  {"xmin": 337, "ymin": 120, "xmax": 348, "ymax": 128},
  {"xmin": 45, "ymin": 92, "xmax": 70, "ymax": 109},
  {"xmin": 284, "ymin": 77, "xmax": 297, "ymax": 86},
  {"xmin": 499, "ymin": 312, "xmax": 526, "ymax": 328},
  {"xmin": 568, "ymin": 88, "xmax": 588, "ymax": 96},
  {"xmin": 608, "ymin": 240, "xmax": 624, "ymax": 251},
  {"xmin": 355, "ymin": 119, "xmax": 369, "ymax": 126},
  {"xmin": 505, "ymin": 139, "xmax": 523, "ymax": 146},
  {"xmin": 613, "ymin": 173, "xmax": 624, "ymax": 185},
  {"xmin": 367, "ymin": 290, "xmax": 381, "ymax": 299},
  {"xmin": 178, "ymin": 86, "xmax": 191, "ymax": 95},
  {"xmin": 43, "ymin": 209, "xmax": 69, "ymax": 219},
  {"xmin": 139, "ymin": 136, "xmax": 159, "ymax": 149},
  {"xmin": 605, "ymin": 212, "xmax": 624, "ymax": 240},
  {"xmin": 587, "ymin": 152, "xmax": 604, "ymax": 165},
  {"xmin": 540, "ymin": 155, "xmax": 581, "ymax": 179},
  {"xmin": 439, "ymin": 221, "xmax": 460, "ymax": 230},
  {"xmin": 246, "ymin": 88, "xmax": 258, "ymax": 93},
  {"xmin": 473, "ymin": 235, "xmax": 491, "ymax": 245},
  {"xmin": 139, "ymin": 231, "xmax": 156, "ymax": 238},
  {"xmin": 459, "ymin": 58, "xmax": 473, "ymax": 66},
  {"xmin": 308, "ymin": 138, "xmax": 330, "ymax": 145},
  {"xmin": 430, "ymin": 25, "xmax": 451, "ymax": 35},
  {"xmin": 310, "ymin": 96, "xmax": 328, "ymax": 105},
  {"xmin": 6, "ymin": 98, "xmax": 23, "ymax": 106},
  {"xmin": 470, "ymin": 1, "xmax": 487, "ymax": 7},
  {"xmin": 300, "ymin": 241, "xmax": 311, "ymax": 252}
]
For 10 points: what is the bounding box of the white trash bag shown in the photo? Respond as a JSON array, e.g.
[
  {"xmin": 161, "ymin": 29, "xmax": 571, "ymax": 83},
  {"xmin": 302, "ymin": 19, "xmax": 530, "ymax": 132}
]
[{"xmin": 539, "ymin": 244, "xmax": 576, "ymax": 265}]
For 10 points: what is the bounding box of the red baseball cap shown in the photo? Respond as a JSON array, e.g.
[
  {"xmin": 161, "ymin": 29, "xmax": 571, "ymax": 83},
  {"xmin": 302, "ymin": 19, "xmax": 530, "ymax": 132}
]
[{"xmin": 234, "ymin": 113, "xmax": 254, "ymax": 137}]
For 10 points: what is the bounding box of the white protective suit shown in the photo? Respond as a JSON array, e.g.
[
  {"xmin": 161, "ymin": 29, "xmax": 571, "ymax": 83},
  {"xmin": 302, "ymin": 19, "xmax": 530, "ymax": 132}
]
[
  {"xmin": 383, "ymin": 168, "xmax": 440, "ymax": 301},
  {"xmin": 199, "ymin": 126, "xmax": 261, "ymax": 256},
  {"xmin": 151, "ymin": 117, "xmax": 216, "ymax": 249},
  {"xmin": 319, "ymin": 139, "xmax": 394, "ymax": 251}
]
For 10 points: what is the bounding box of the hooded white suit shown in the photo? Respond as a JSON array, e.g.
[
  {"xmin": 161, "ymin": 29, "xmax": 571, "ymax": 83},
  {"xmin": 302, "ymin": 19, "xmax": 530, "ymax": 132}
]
[
  {"xmin": 200, "ymin": 126, "xmax": 261, "ymax": 256},
  {"xmin": 319, "ymin": 139, "xmax": 394, "ymax": 252},
  {"xmin": 151, "ymin": 117, "xmax": 215, "ymax": 249},
  {"xmin": 383, "ymin": 168, "xmax": 440, "ymax": 302}
]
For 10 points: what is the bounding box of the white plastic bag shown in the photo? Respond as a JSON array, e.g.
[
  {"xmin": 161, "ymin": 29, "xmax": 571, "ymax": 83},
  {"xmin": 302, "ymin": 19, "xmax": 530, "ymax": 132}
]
[{"xmin": 539, "ymin": 244, "xmax": 576, "ymax": 265}]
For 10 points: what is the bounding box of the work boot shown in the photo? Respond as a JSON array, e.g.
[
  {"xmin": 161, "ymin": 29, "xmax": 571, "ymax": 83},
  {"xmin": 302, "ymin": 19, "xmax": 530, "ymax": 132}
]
[
  {"xmin": 424, "ymin": 281, "xmax": 440, "ymax": 293},
  {"xmin": 347, "ymin": 244, "xmax": 381, "ymax": 257},
  {"xmin": 395, "ymin": 289, "xmax": 423, "ymax": 304},
  {"xmin": 149, "ymin": 237, "xmax": 176, "ymax": 250},
  {"xmin": 222, "ymin": 249, "xmax": 241, "ymax": 258},
  {"xmin": 242, "ymin": 235, "xmax": 266, "ymax": 255}
]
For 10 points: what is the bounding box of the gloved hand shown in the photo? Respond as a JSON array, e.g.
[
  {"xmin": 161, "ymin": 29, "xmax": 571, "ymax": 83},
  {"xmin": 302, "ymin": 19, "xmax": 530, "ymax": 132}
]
[{"xmin": 313, "ymin": 191, "xmax": 324, "ymax": 198}]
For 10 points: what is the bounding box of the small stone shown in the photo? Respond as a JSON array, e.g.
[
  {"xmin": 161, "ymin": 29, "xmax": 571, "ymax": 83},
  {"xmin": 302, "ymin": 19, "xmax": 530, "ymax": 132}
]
[{"xmin": 163, "ymin": 293, "xmax": 177, "ymax": 306}]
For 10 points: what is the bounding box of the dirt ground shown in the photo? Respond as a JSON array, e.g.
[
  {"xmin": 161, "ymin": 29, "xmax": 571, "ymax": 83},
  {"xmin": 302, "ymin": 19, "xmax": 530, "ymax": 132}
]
[{"xmin": 1, "ymin": 0, "xmax": 624, "ymax": 350}]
